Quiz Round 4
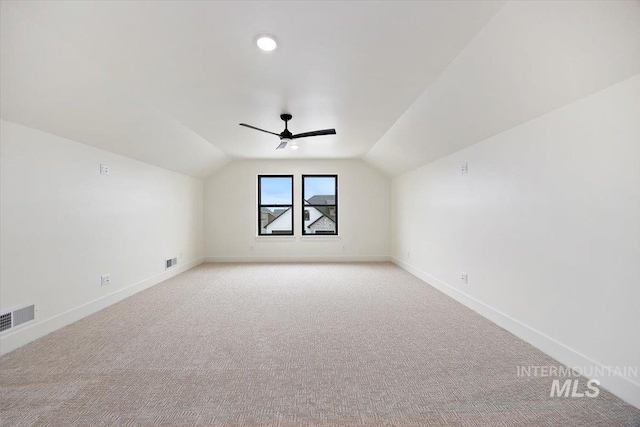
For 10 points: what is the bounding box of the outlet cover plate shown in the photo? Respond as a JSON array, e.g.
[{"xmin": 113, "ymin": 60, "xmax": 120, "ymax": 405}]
[{"xmin": 100, "ymin": 274, "xmax": 110, "ymax": 286}]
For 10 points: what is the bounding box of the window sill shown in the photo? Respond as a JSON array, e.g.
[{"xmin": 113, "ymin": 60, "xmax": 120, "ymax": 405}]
[
  {"xmin": 300, "ymin": 235, "xmax": 341, "ymax": 241},
  {"xmin": 255, "ymin": 235, "xmax": 296, "ymax": 241},
  {"xmin": 253, "ymin": 235, "xmax": 341, "ymax": 242}
]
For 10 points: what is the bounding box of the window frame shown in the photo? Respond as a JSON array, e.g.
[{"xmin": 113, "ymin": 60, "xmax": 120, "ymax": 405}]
[
  {"xmin": 257, "ymin": 175, "xmax": 294, "ymax": 236},
  {"xmin": 301, "ymin": 174, "xmax": 338, "ymax": 236}
]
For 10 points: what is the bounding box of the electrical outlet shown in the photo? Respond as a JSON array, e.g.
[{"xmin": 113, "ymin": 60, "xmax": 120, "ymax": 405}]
[
  {"xmin": 100, "ymin": 274, "xmax": 110, "ymax": 287},
  {"xmin": 100, "ymin": 164, "xmax": 109, "ymax": 175},
  {"xmin": 342, "ymin": 245, "xmax": 346, "ymax": 251},
  {"xmin": 407, "ymin": 251, "xmax": 411, "ymax": 260},
  {"xmin": 460, "ymin": 162, "xmax": 468, "ymax": 174},
  {"xmin": 460, "ymin": 272, "xmax": 468, "ymax": 284},
  {"xmin": 249, "ymin": 245, "xmax": 254, "ymax": 251}
]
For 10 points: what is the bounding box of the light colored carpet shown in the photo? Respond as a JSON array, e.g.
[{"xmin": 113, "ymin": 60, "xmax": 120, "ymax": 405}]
[{"xmin": 1, "ymin": 263, "xmax": 638, "ymax": 426}]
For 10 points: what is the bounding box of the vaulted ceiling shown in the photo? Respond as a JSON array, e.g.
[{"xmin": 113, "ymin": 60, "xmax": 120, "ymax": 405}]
[{"xmin": 2, "ymin": 1, "xmax": 639, "ymax": 177}]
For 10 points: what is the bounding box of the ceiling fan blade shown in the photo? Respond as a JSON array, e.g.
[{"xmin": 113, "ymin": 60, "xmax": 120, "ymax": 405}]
[
  {"xmin": 276, "ymin": 140, "xmax": 288, "ymax": 150},
  {"xmin": 239, "ymin": 123, "xmax": 280, "ymax": 137},
  {"xmin": 291, "ymin": 129, "xmax": 337, "ymax": 139}
]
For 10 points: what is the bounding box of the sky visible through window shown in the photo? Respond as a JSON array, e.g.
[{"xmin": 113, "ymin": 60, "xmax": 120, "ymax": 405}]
[
  {"xmin": 260, "ymin": 177, "xmax": 292, "ymax": 205},
  {"xmin": 304, "ymin": 177, "xmax": 335, "ymax": 201},
  {"xmin": 261, "ymin": 176, "xmax": 335, "ymax": 204}
]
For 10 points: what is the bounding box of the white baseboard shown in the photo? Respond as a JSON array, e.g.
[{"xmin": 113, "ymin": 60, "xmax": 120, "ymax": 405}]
[
  {"xmin": 205, "ymin": 255, "xmax": 391, "ymax": 263},
  {"xmin": 0, "ymin": 257, "xmax": 204, "ymax": 356},
  {"xmin": 391, "ymin": 257, "xmax": 640, "ymax": 410}
]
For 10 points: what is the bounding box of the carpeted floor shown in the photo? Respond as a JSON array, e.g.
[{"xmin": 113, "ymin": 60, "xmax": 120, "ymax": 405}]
[{"xmin": 1, "ymin": 263, "xmax": 638, "ymax": 426}]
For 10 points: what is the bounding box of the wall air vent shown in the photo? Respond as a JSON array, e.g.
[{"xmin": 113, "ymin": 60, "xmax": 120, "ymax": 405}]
[
  {"xmin": 13, "ymin": 305, "xmax": 35, "ymax": 327},
  {"xmin": 0, "ymin": 313, "xmax": 11, "ymax": 332},
  {"xmin": 165, "ymin": 257, "xmax": 178, "ymax": 269},
  {"xmin": 0, "ymin": 304, "xmax": 36, "ymax": 334}
]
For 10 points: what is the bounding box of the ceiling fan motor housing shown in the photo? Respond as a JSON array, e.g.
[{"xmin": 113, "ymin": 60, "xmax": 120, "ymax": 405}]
[{"xmin": 280, "ymin": 114, "xmax": 293, "ymax": 138}]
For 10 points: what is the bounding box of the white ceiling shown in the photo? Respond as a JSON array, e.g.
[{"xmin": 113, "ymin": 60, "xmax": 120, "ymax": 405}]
[
  {"xmin": 365, "ymin": 0, "xmax": 640, "ymax": 176},
  {"xmin": 1, "ymin": 1, "xmax": 638, "ymax": 178},
  {"xmin": 0, "ymin": 0, "xmax": 503, "ymax": 177}
]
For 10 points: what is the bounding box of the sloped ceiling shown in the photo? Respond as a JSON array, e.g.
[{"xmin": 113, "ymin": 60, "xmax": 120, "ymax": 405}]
[
  {"xmin": 1, "ymin": 1, "xmax": 638, "ymax": 178},
  {"xmin": 0, "ymin": 0, "xmax": 503, "ymax": 177},
  {"xmin": 365, "ymin": 0, "xmax": 640, "ymax": 176}
]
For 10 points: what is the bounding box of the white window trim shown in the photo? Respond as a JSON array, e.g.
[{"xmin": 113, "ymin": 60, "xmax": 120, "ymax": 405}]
[
  {"xmin": 300, "ymin": 235, "xmax": 341, "ymax": 241},
  {"xmin": 254, "ymin": 236, "xmax": 297, "ymax": 241}
]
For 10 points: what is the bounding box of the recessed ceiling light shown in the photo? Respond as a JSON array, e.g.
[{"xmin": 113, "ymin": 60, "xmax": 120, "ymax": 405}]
[{"xmin": 256, "ymin": 35, "xmax": 278, "ymax": 52}]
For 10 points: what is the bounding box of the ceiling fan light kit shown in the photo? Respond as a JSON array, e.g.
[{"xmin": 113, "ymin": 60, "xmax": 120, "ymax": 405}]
[{"xmin": 239, "ymin": 113, "xmax": 336, "ymax": 150}]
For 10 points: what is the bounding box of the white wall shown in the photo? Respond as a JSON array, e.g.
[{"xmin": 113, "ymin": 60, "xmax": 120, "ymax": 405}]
[
  {"xmin": 0, "ymin": 120, "xmax": 205, "ymax": 354},
  {"xmin": 391, "ymin": 75, "xmax": 640, "ymax": 407},
  {"xmin": 204, "ymin": 159, "xmax": 390, "ymax": 261}
]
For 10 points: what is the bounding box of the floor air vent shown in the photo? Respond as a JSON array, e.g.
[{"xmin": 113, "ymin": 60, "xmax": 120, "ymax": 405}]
[
  {"xmin": 166, "ymin": 257, "xmax": 177, "ymax": 269},
  {"xmin": 0, "ymin": 304, "xmax": 36, "ymax": 333}
]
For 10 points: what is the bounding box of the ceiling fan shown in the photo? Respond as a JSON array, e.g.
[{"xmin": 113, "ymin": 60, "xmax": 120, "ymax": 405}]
[{"xmin": 239, "ymin": 114, "xmax": 336, "ymax": 150}]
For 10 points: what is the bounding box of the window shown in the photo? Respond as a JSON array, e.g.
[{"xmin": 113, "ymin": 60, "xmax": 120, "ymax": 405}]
[
  {"xmin": 258, "ymin": 175, "xmax": 293, "ymax": 236},
  {"xmin": 302, "ymin": 175, "xmax": 338, "ymax": 235}
]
